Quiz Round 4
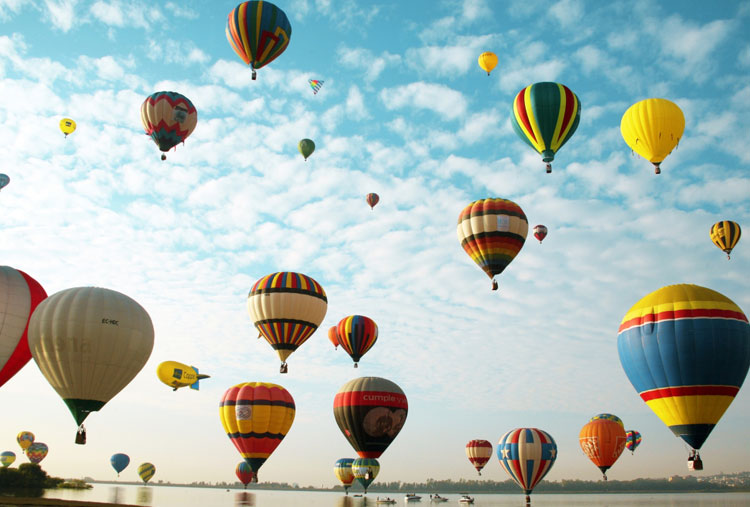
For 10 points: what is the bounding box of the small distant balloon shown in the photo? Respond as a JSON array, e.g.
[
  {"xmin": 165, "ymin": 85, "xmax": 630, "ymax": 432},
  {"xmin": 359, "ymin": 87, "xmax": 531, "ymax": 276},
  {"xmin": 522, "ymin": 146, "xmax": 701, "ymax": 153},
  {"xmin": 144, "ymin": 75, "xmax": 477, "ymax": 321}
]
[
  {"xmin": 336, "ymin": 315, "xmax": 378, "ymax": 368},
  {"xmin": 59, "ymin": 118, "xmax": 76, "ymax": 138},
  {"xmin": 156, "ymin": 361, "xmax": 210, "ymax": 391},
  {"xmin": 138, "ymin": 462, "xmax": 156, "ymax": 483},
  {"xmin": 17, "ymin": 431, "xmax": 34, "ymax": 452},
  {"xmin": 366, "ymin": 193, "xmax": 379, "ymax": 210},
  {"xmin": 625, "ymin": 430, "xmax": 641, "ymax": 454},
  {"xmin": 533, "ymin": 224, "xmax": 548, "ymax": 243},
  {"xmin": 0, "ymin": 174, "xmax": 9, "ymax": 190},
  {"xmin": 308, "ymin": 79, "xmax": 324, "ymax": 94},
  {"xmin": 328, "ymin": 326, "xmax": 339, "ymax": 349},
  {"xmin": 478, "ymin": 52, "xmax": 498, "ymax": 75},
  {"xmin": 334, "ymin": 458, "xmax": 355, "ymax": 494},
  {"xmin": 710, "ymin": 221, "xmax": 741, "ymax": 260},
  {"xmin": 26, "ymin": 442, "xmax": 48, "ymax": 464},
  {"xmin": 1, "ymin": 451, "xmax": 15, "ymax": 467},
  {"xmin": 111, "ymin": 453, "xmax": 130, "ymax": 476},
  {"xmin": 465, "ymin": 439, "xmax": 492, "ymax": 475},
  {"xmin": 351, "ymin": 457, "xmax": 379, "ymax": 493},
  {"xmin": 298, "ymin": 139, "xmax": 315, "ymax": 161},
  {"xmin": 236, "ymin": 461, "xmax": 254, "ymax": 488}
]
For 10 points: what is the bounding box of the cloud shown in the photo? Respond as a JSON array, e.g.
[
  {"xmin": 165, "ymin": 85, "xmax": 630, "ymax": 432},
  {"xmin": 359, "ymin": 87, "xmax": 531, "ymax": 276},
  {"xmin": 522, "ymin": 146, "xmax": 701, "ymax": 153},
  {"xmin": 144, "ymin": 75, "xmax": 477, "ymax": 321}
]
[
  {"xmin": 549, "ymin": 0, "xmax": 584, "ymax": 27},
  {"xmin": 404, "ymin": 34, "xmax": 494, "ymax": 78},
  {"xmin": 43, "ymin": 0, "xmax": 78, "ymax": 32},
  {"xmin": 0, "ymin": 0, "xmax": 25, "ymax": 20},
  {"xmin": 379, "ymin": 82, "xmax": 468, "ymax": 121},
  {"xmin": 337, "ymin": 46, "xmax": 401, "ymax": 82},
  {"xmin": 146, "ymin": 39, "xmax": 210, "ymax": 65}
]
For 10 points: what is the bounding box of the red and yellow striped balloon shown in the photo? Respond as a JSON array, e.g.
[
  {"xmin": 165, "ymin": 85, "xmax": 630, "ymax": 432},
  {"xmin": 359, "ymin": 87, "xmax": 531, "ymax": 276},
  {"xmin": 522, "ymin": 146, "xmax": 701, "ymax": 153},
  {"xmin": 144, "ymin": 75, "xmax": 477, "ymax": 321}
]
[
  {"xmin": 336, "ymin": 315, "xmax": 378, "ymax": 367},
  {"xmin": 465, "ymin": 439, "xmax": 492, "ymax": 475}
]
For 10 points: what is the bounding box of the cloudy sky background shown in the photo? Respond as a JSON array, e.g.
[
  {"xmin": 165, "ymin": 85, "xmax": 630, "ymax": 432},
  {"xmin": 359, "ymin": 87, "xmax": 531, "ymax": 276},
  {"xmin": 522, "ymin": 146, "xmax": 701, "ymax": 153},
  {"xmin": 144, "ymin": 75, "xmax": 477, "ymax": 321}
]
[{"xmin": 1, "ymin": 0, "xmax": 749, "ymax": 487}]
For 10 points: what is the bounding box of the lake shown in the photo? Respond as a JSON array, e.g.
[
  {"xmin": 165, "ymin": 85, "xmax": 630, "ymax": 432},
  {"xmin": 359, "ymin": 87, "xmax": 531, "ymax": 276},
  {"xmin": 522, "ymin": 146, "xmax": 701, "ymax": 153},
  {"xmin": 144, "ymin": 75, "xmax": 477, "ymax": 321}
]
[{"xmin": 36, "ymin": 484, "xmax": 750, "ymax": 507}]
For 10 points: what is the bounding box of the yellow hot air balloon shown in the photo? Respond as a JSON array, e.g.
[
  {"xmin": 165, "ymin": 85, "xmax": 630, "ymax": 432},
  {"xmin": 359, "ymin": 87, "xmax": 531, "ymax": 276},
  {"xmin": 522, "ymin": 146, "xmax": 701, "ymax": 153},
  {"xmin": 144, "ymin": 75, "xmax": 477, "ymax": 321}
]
[
  {"xmin": 28, "ymin": 287, "xmax": 155, "ymax": 444},
  {"xmin": 620, "ymin": 98, "xmax": 685, "ymax": 174},
  {"xmin": 478, "ymin": 52, "xmax": 498, "ymax": 75},
  {"xmin": 710, "ymin": 221, "xmax": 741, "ymax": 259},
  {"xmin": 59, "ymin": 118, "xmax": 76, "ymax": 138}
]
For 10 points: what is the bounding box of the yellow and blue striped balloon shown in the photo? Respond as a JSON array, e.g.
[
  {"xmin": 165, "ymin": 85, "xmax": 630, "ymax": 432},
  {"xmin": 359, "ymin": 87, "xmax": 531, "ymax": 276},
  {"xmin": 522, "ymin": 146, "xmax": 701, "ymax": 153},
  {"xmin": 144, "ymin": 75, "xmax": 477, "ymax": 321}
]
[{"xmin": 138, "ymin": 462, "xmax": 156, "ymax": 483}]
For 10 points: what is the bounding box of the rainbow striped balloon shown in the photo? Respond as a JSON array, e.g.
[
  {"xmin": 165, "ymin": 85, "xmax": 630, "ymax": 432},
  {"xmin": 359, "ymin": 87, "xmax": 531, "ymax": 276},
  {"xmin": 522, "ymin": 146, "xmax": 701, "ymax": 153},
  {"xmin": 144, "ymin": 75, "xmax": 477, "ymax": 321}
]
[
  {"xmin": 337, "ymin": 315, "xmax": 378, "ymax": 367},
  {"xmin": 226, "ymin": 1, "xmax": 292, "ymax": 77},
  {"xmin": 618, "ymin": 284, "xmax": 750, "ymax": 451},
  {"xmin": 497, "ymin": 428, "xmax": 557, "ymax": 502},
  {"xmin": 625, "ymin": 430, "xmax": 642, "ymax": 454}
]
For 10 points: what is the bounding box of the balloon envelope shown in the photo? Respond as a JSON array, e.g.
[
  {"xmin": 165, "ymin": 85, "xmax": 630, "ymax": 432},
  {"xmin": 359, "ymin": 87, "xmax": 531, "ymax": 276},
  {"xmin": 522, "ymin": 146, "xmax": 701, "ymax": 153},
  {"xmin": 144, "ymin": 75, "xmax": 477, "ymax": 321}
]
[
  {"xmin": 333, "ymin": 377, "xmax": 408, "ymax": 458},
  {"xmin": 625, "ymin": 430, "xmax": 641, "ymax": 453},
  {"xmin": 0, "ymin": 173, "xmax": 9, "ymax": 190},
  {"xmin": 478, "ymin": 51, "xmax": 498, "ymax": 75},
  {"xmin": 156, "ymin": 360, "xmax": 209, "ymax": 390},
  {"xmin": 620, "ymin": 98, "xmax": 684, "ymax": 174},
  {"xmin": 236, "ymin": 461, "xmax": 254, "ymax": 486},
  {"xmin": 220, "ymin": 382, "xmax": 295, "ymax": 480},
  {"xmin": 533, "ymin": 224, "xmax": 548, "ymax": 243},
  {"xmin": 618, "ymin": 284, "xmax": 750, "ymax": 451},
  {"xmin": 226, "ymin": 1, "xmax": 292, "ymax": 74},
  {"xmin": 465, "ymin": 439, "xmax": 492, "ymax": 475},
  {"xmin": 140, "ymin": 91, "xmax": 197, "ymax": 157},
  {"xmin": 1, "ymin": 451, "xmax": 15, "ymax": 467},
  {"xmin": 710, "ymin": 221, "xmax": 741, "ymax": 259},
  {"xmin": 110, "ymin": 453, "xmax": 130, "ymax": 475},
  {"xmin": 366, "ymin": 193, "xmax": 379, "ymax": 210},
  {"xmin": 336, "ymin": 315, "xmax": 378, "ymax": 366},
  {"xmin": 334, "ymin": 458, "xmax": 355, "ymax": 490},
  {"xmin": 497, "ymin": 428, "xmax": 557, "ymax": 498},
  {"xmin": 59, "ymin": 118, "xmax": 76, "ymax": 137},
  {"xmin": 138, "ymin": 462, "xmax": 155, "ymax": 483},
  {"xmin": 579, "ymin": 417, "xmax": 626, "ymax": 478},
  {"xmin": 351, "ymin": 457, "xmax": 379, "ymax": 492},
  {"xmin": 16, "ymin": 431, "xmax": 34, "ymax": 451},
  {"xmin": 327, "ymin": 326, "xmax": 339, "ymax": 349},
  {"xmin": 26, "ymin": 442, "xmax": 48, "ymax": 464},
  {"xmin": 298, "ymin": 139, "xmax": 315, "ymax": 160},
  {"xmin": 28, "ymin": 287, "xmax": 155, "ymax": 432}
]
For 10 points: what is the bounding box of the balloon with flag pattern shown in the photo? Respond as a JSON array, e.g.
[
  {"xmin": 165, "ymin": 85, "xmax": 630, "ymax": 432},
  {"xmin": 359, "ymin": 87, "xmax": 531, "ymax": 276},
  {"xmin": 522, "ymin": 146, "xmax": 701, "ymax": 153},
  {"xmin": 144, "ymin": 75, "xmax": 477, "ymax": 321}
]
[{"xmin": 497, "ymin": 428, "xmax": 557, "ymax": 504}]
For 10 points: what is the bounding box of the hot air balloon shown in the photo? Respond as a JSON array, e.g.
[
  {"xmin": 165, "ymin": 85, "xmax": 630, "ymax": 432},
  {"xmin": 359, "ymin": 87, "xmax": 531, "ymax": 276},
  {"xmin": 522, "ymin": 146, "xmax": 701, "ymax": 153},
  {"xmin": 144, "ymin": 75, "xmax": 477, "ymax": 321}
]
[
  {"xmin": 247, "ymin": 272, "xmax": 327, "ymax": 373},
  {"xmin": 366, "ymin": 193, "xmax": 379, "ymax": 210},
  {"xmin": 0, "ymin": 173, "xmax": 9, "ymax": 190},
  {"xmin": 298, "ymin": 139, "xmax": 315, "ymax": 161},
  {"xmin": 334, "ymin": 377, "xmax": 408, "ymax": 458},
  {"xmin": 533, "ymin": 225, "xmax": 547, "ymax": 243},
  {"xmin": 497, "ymin": 428, "xmax": 557, "ymax": 504},
  {"xmin": 138, "ymin": 462, "xmax": 156, "ymax": 483},
  {"xmin": 625, "ymin": 430, "xmax": 641, "ymax": 454},
  {"xmin": 465, "ymin": 439, "xmax": 492, "ymax": 475},
  {"xmin": 156, "ymin": 361, "xmax": 210, "ymax": 391},
  {"xmin": 226, "ymin": 1, "xmax": 292, "ymax": 80},
  {"xmin": 1, "ymin": 451, "xmax": 16, "ymax": 467},
  {"xmin": 710, "ymin": 221, "xmax": 741, "ymax": 259},
  {"xmin": 351, "ymin": 457, "xmax": 379, "ymax": 493},
  {"xmin": 328, "ymin": 326, "xmax": 340, "ymax": 350},
  {"xmin": 236, "ymin": 461, "xmax": 254, "ymax": 488},
  {"xmin": 478, "ymin": 52, "xmax": 498, "ymax": 75},
  {"xmin": 110, "ymin": 453, "xmax": 130, "ymax": 476},
  {"xmin": 26, "ymin": 442, "xmax": 48, "ymax": 464},
  {"xmin": 336, "ymin": 315, "xmax": 378, "ymax": 368},
  {"xmin": 511, "ymin": 82, "xmax": 580, "ymax": 173},
  {"xmin": 334, "ymin": 458, "xmax": 355, "ymax": 494},
  {"xmin": 618, "ymin": 284, "xmax": 750, "ymax": 470},
  {"xmin": 59, "ymin": 118, "xmax": 76, "ymax": 138},
  {"xmin": 620, "ymin": 98, "xmax": 684, "ymax": 174},
  {"xmin": 308, "ymin": 79, "xmax": 324, "ymax": 94},
  {"xmin": 1, "ymin": 267, "xmax": 47, "ymax": 389},
  {"xmin": 141, "ymin": 91, "xmax": 197, "ymax": 160},
  {"xmin": 457, "ymin": 198, "xmax": 528, "ymax": 290},
  {"xmin": 220, "ymin": 382, "xmax": 295, "ymax": 482},
  {"xmin": 579, "ymin": 415, "xmax": 626, "ymax": 480},
  {"xmin": 16, "ymin": 431, "xmax": 34, "ymax": 452},
  {"xmin": 28, "ymin": 287, "xmax": 155, "ymax": 444}
]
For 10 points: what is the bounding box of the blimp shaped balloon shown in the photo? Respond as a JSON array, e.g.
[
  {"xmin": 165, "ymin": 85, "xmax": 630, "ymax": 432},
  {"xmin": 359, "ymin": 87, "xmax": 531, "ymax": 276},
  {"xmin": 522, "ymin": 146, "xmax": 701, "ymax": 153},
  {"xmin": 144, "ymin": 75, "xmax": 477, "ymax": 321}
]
[{"xmin": 156, "ymin": 361, "xmax": 210, "ymax": 391}]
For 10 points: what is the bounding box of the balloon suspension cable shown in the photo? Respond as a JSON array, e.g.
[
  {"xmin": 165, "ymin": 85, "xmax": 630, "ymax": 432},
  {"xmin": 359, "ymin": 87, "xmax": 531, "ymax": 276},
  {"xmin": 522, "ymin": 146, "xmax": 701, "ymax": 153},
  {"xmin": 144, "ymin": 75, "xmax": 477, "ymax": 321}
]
[{"xmin": 545, "ymin": 163, "xmax": 552, "ymax": 173}]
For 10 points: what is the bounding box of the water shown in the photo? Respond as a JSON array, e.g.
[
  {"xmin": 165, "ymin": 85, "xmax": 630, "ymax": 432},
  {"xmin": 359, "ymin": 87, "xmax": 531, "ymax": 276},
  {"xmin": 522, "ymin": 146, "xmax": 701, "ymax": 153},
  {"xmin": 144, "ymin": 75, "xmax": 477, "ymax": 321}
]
[{"xmin": 37, "ymin": 485, "xmax": 750, "ymax": 507}]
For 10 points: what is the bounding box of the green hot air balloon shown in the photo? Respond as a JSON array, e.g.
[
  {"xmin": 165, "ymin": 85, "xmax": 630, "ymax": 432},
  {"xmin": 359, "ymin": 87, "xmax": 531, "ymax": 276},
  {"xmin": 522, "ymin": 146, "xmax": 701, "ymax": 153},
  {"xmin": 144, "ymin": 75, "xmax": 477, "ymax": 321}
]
[{"xmin": 298, "ymin": 139, "xmax": 315, "ymax": 161}]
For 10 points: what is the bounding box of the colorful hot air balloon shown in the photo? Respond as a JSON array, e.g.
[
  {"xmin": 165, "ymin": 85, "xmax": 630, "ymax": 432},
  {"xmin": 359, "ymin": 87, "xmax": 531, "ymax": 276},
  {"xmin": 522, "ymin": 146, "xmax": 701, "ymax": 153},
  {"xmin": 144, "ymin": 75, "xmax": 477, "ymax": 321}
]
[
  {"xmin": 620, "ymin": 98, "xmax": 684, "ymax": 174},
  {"xmin": 497, "ymin": 428, "xmax": 557, "ymax": 504},
  {"xmin": 351, "ymin": 457, "xmax": 379, "ymax": 493},
  {"xmin": 110, "ymin": 453, "xmax": 130, "ymax": 476},
  {"xmin": 220, "ymin": 382, "xmax": 295, "ymax": 482},
  {"xmin": 141, "ymin": 91, "xmax": 198, "ymax": 160},
  {"xmin": 28, "ymin": 287, "xmax": 155, "ymax": 444},
  {"xmin": 0, "ymin": 173, "xmax": 9, "ymax": 190},
  {"xmin": 457, "ymin": 198, "xmax": 528, "ymax": 290},
  {"xmin": 308, "ymin": 79, "xmax": 324, "ymax": 94},
  {"xmin": 511, "ymin": 82, "xmax": 581, "ymax": 173},
  {"xmin": 625, "ymin": 430, "xmax": 641, "ymax": 454},
  {"xmin": 26, "ymin": 442, "xmax": 48, "ymax": 464},
  {"xmin": 533, "ymin": 225, "xmax": 548, "ymax": 243},
  {"xmin": 236, "ymin": 461, "xmax": 254, "ymax": 488},
  {"xmin": 328, "ymin": 326, "xmax": 339, "ymax": 350},
  {"xmin": 334, "ymin": 458, "xmax": 355, "ymax": 494},
  {"xmin": 465, "ymin": 439, "xmax": 492, "ymax": 475},
  {"xmin": 336, "ymin": 315, "xmax": 378, "ymax": 367},
  {"xmin": 478, "ymin": 51, "xmax": 498, "ymax": 75},
  {"xmin": 59, "ymin": 118, "xmax": 76, "ymax": 138},
  {"xmin": 1, "ymin": 267, "xmax": 47, "ymax": 389},
  {"xmin": 247, "ymin": 272, "xmax": 327, "ymax": 373},
  {"xmin": 16, "ymin": 431, "xmax": 34, "ymax": 452},
  {"xmin": 366, "ymin": 193, "xmax": 379, "ymax": 210},
  {"xmin": 1, "ymin": 451, "xmax": 16, "ymax": 467},
  {"xmin": 138, "ymin": 462, "xmax": 155, "ymax": 483},
  {"xmin": 226, "ymin": 1, "xmax": 292, "ymax": 80},
  {"xmin": 618, "ymin": 284, "xmax": 750, "ymax": 469},
  {"xmin": 579, "ymin": 415, "xmax": 627, "ymax": 480},
  {"xmin": 710, "ymin": 221, "xmax": 741, "ymax": 259},
  {"xmin": 334, "ymin": 377, "xmax": 408, "ymax": 458},
  {"xmin": 298, "ymin": 139, "xmax": 315, "ymax": 161}
]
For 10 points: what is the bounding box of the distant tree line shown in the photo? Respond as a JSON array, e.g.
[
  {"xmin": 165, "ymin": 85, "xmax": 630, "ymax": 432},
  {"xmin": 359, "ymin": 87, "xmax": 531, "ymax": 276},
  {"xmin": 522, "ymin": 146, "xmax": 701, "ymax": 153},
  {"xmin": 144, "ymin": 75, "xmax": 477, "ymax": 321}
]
[{"xmin": 0, "ymin": 463, "xmax": 64, "ymax": 493}]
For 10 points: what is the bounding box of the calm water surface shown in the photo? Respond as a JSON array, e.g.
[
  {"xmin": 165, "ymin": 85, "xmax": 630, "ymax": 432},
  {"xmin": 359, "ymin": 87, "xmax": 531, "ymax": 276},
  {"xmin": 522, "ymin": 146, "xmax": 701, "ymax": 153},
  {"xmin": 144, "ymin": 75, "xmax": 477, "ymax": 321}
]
[{"xmin": 40, "ymin": 485, "xmax": 750, "ymax": 507}]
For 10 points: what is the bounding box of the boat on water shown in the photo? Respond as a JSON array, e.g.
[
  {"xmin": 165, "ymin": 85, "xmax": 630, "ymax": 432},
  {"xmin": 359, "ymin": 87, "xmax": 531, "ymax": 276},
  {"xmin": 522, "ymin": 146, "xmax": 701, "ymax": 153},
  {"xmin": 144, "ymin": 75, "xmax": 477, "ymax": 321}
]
[
  {"xmin": 458, "ymin": 495, "xmax": 474, "ymax": 504},
  {"xmin": 376, "ymin": 497, "xmax": 396, "ymax": 504},
  {"xmin": 429, "ymin": 493, "xmax": 448, "ymax": 502},
  {"xmin": 405, "ymin": 493, "xmax": 422, "ymax": 502}
]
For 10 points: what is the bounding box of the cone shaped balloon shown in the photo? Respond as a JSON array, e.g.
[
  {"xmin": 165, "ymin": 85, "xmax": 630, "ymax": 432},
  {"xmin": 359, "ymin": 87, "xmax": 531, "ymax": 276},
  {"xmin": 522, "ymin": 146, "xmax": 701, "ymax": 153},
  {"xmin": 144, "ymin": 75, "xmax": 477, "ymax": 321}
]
[
  {"xmin": 1, "ymin": 266, "xmax": 47, "ymax": 389},
  {"xmin": 497, "ymin": 428, "xmax": 557, "ymax": 503},
  {"xmin": 336, "ymin": 315, "xmax": 378, "ymax": 367},
  {"xmin": 28, "ymin": 287, "xmax": 155, "ymax": 443},
  {"xmin": 710, "ymin": 221, "xmax": 741, "ymax": 259},
  {"xmin": 26, "ymin": 442, "xmax": 48, "ymax": 464},
  {"xmin": 110, "ymin": 453, "xmax": 129, "ymax": 476},
  {"xmin": 579, "ymin": 415, "xmax": 626, "ymax": 479},
  {"xmin": 138, "ymin": 462, "xmax": 155, "ymax": 483},
  {"xmin": 141, "ymin": 91, "xmax": 197, "ymax": 160},
  {"xmin": 511, "ymin": 82, "xmax": 581, "ymax": 173},
  {"xmin": 457, "ymin": 198, "xmax": 528, "ymax": 290},
  {"xmin": 334, "ymin": 458, "xmax": 355, "ymax": 494},
  {"xmin": 220, "ymin": 382, "xmax": 295, "ymax": 481},
  {"xmin": 618, "ymin": 284, "xmax": 750, "ymax": 458},
  {"xmin": 236, "ymin": 461, "xmax": 254, "ymax": 487},
  {"xmin": 1, "ymin": 451, "xmax": 15, "ymax": 467},
  {"xmin": 478, "ymin": 51, "xmax": 498, "ymax": 75},
  {"xmin": 16, "ymin": 431, "xmax": 34, "ymax": 452},
  {"xmin": 334, "ymin": 377, "xmax": 408, "ymax": 458},
  {"xmin": 465, "ymin": 439, "xmax": 492, "ymax": 475},
  {"xmin": 247, "ymin": 272, "xmax": 327, "ymax": 373},
  {"xmin": 620, "ymin": 98, "xmax": 684, "ymax": 174},
  {"xmin": 298, "ymin": 139, "xmax": 315, "ymax": 161},
  {"xmin": 625, "ymin": 430, "xmax": 641, "ymax": 454},
  {"xmin": 351, "ymin": 458, "xmax": 379, "ymax": 493}
]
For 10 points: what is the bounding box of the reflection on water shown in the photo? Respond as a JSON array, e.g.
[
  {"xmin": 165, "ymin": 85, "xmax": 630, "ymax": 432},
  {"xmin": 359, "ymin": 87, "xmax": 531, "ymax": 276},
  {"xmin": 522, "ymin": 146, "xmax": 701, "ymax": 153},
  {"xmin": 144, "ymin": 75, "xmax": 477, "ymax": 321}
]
[
  {"xmin": 108, "ymin": 486, "xmax": 123, "ymax": 504},
  {"xmin": 136, "ymin": 486, "xmax": 153, "ymax": 505},
  {"xmin": 335, "ymin": 496, "xmax": 354, "ymax": 507},
  {"xmin": 235, "ymin": 491, "xmax": 255, "ymax": 506}
]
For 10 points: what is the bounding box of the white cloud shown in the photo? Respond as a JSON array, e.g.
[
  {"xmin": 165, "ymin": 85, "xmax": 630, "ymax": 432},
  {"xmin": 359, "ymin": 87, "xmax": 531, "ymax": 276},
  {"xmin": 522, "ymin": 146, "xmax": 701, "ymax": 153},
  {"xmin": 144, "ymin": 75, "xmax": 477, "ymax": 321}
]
[
  {"xmin": 337, "ymin": 46, "xmax": 401, "ymax": 82},
  {"xmin": 0, "ymin": 0, "xmax": 25, "ymax": 20},
  {"xmin": 344, "ymin": 85, "xmax": 369, "ymax": 119},
  {"xmin": 43, "ymin": 0, "xmax": 78, "ymax": 32},
  {"xmin": 147, "ymin": 39, "xmax": 210, "ymax": 65},
  {"xmin": 380, "ymin": 82, "xmax": 467, "ymax": 121},
  {"xmin": 90, "ymin": 0, "xmax": 124, "ymax": 26},
  {"xmin": 549, "ymin": 0, "xmax": 584, "ymax": 27}
]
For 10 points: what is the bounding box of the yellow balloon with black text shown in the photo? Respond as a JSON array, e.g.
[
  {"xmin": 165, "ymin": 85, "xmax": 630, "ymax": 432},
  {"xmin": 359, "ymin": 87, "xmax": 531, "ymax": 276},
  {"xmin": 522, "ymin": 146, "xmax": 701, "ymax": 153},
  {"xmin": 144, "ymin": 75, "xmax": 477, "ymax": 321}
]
[{"xmin": 156, "ymin": 361, "xmax": 210, "ymax": 391}]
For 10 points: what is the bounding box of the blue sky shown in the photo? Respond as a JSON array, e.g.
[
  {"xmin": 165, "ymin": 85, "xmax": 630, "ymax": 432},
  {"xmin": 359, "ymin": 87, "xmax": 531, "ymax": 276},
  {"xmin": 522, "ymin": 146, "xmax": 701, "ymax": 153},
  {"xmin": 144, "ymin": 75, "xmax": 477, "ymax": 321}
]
[{"xmin": 0, "ymin": 0, "xmax": 749, "ymax": 488}]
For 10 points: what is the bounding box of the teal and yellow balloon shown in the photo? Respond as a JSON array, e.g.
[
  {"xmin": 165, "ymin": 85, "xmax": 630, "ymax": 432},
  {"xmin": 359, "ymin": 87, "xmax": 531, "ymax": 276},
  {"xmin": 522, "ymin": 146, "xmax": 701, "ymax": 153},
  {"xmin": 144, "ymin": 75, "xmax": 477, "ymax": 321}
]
[
  {"xmin": 351, "ymin": 457, "xmax": 379, "ymax": 493},
  {"xmin": 1, "ymin": 451, "xmax": 15, "ymax": 467},
  {"xmin": 511, "ymin": 82, "xmax": 581, "ymax": 173},
  {"xmin": 16, "ymin": 431, "xmax": 34, "ymax": 452},
  {"xmin": 618, "ymin": 284, "xmax": 750, "ymax": 467},
  {"xmin": 334, "ymin": 458, "xmax": 355, "ymax": 494},
  {"xmin": 710, "ymin": 221, "xmax": 741, "ymax": 260},
  {"xmin": 138, "ymin": 462, "xmax": 156, "ymax": 483}
]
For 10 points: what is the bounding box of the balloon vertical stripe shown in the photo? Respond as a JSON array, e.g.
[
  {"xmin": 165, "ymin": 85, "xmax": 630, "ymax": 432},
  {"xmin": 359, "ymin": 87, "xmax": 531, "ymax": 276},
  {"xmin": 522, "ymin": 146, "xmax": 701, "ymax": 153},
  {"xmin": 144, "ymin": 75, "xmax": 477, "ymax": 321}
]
[
  {"xmin": 497, "ymin": 428, "xmax": 557, "ymax": 498},
  {"xmin": 337, "ymin": 315, "xmax": 378, "ymax": 365},
  {"xmin": 226, "ymin": 1, "xmax": 291, "ymax": 71}
]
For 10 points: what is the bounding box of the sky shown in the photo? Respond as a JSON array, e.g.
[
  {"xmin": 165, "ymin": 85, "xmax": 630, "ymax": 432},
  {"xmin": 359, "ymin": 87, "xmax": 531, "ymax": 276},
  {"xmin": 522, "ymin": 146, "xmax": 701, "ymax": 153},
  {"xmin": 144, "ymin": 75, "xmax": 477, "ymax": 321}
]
[{"xmin": 0, "ymin": 0, "xmax": 749, "ymax": 489}]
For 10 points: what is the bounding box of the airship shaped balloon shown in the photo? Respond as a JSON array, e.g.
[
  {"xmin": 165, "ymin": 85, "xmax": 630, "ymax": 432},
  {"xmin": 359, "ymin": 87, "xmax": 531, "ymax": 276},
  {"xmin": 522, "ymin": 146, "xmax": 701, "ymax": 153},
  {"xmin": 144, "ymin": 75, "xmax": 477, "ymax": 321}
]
[{"xmin": 156, "ymin": 361, "xmax": 210, "ymax": 391}]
